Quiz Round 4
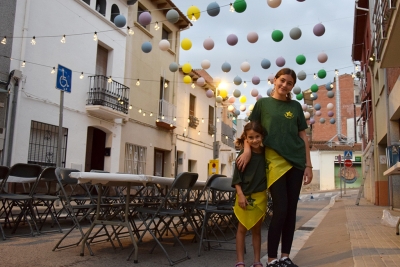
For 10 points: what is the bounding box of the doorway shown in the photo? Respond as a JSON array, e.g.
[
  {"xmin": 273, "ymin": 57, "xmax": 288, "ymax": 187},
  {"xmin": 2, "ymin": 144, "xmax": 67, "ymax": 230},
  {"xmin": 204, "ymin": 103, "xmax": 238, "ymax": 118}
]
[
  {"xmin": 85, "ymin": 127, "xmax": 106, "ymax": 171},
  {"xmin": 154, "ymin": 149, "xmax": 164, "ymax": 177}
]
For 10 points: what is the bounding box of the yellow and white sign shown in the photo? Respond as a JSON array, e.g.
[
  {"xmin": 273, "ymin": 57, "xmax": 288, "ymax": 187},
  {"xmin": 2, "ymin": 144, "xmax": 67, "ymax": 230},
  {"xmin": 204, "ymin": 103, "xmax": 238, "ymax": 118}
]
[{"xmin": 208, "ymin": 159, "xmax": 219, "ymax": 175}]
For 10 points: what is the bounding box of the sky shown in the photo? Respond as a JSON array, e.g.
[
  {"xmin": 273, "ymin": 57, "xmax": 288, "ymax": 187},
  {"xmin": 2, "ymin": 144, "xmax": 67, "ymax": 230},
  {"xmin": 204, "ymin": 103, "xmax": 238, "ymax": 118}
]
[{"xmin": 172, "ymin": 0, "xmax": 356, "ymax": 118}]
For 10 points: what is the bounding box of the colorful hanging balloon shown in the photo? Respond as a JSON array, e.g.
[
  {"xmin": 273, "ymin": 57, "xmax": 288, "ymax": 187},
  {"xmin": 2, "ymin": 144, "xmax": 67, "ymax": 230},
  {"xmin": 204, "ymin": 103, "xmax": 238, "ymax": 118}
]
[
  {"xmin": 247, "ymin": 32, "xmax": 258, "ymax": 43},
  {"xmin": 159, "ymin": 39, "xmax": 170, "ymax": 51},
  {"xmin": 311, "ymin": 84, "xmax": 319, "ymax": 92},
  {"xmin": 182, "ymin": 63, "xmax": 192, "ymax": 74},
  {"xmin": 239, "ymin": 95, "xmax": 247, "ymax": 103},
  {"xmin": 233, "ymin": 89, "xmax": 241, "ymax": 97},
  {"xmin": 114, "ymin": 15, "xmax": 126, "ymax": 28},
  {"xmin": 181, "ymin": 38, "xmax": 192, "ymax": 50},
  {"xmin": 183, "ymin": 75, "xmax": 192, "ymax": 84},
  {"xmin": 169, "ymin": 62, "xmax": 178, "ymax": 72},
  {"xmin": 267, "ymin": 0, "xmax": 282, "ymax": 8},
  {"xmin": 318, "ymin": 52, "xmax": 328, "ymax": 63},
  {"xmin": 313, "ymin": 23, "xmax": 325, "ymax": 37},
  {"xmin": 271, "ymin": 30, "xmax": 284, "ymax": 42},
  {"xmin": 234, "ymin": 76, "xmax": 242, "ymax": 85},
  {"xmin": 289, "ymin": 27, "xmax": 302, "ymax": 40},
  {"xmin": 261, "ymin": 58, "xmax": 271, "ymax": 69},
  {"xmin": 201, "ymin": 59, "xmax": 211, "ymax": 69},
  {"xmin": 297, "ymin": 70, "xmax": 307, "ymax": 81},
  {"xmin": 252, "ymin": 76, "xmax": 260, "ymax": 85},
  {"xmin": 166, "ymin": 9, "xmax": 179, "ymax": 23},
  {"xmin": 206, "ymin": 89, "xmax": 214, "ymax": 98},
  {"xmin": 207, "ymin": 2, "xmax": 220, "ymax": 17},
  {"xmin": 296, "ymin": 55, "xmax": 306, "ymax": 65},
  {"xmin": 276, "ymin": 56, "xmax": 285, "ymax": 67},
  {"xmin": 197, "ymin": 77, "xmax": 205, "ymax": 86},
  {"xmin": 233, "ymin": 0, "xmax": 247, "ymax": 13},
  {"xmin": 203, "ymin": 38, "xmax": 214, "ymax": 50},
  {"xmin": 221, "ymin": 62, "xmax": 231, "ymax": 73},
  {"xmin": 227, "ymin": 34, "xmax": 238, "ymax": 46},
  {"xmin": 187, "ymin": 6, "xmax": 201, "ymax": 20},
  {"xmin": 251, "ymin": 88, "xmax": 259, "ymax": 97},
  {"xmin": 138, "ymin": 12, "xmax": 152, "ymax": 26},
  {"xmin": 240, "ymin": 61, "xmax": 250, "ymax": 72},
  {"xmin": 317, "ymin": 69, "xmax": 327, "ymax": 79},
  {"xmin": 141, "ymin": 41, "xmax": 152, "ymax": 53}
]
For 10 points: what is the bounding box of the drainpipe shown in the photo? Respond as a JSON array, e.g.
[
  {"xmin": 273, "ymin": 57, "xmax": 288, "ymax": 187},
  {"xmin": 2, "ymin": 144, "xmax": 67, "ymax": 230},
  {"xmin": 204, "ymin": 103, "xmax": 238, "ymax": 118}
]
[
  {"xmin": 355, "ymin": 0, "xmax": 369, "ymax": 12},
  {"xmin": 384, "ymin": 69, "xmax": 393, "ymax": 208}
]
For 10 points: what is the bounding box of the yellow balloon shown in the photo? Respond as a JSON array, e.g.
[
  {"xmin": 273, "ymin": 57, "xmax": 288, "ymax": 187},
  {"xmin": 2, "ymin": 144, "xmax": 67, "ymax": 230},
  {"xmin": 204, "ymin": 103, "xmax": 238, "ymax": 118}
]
[
  {"xmin": 187, "ymin": 6, "xmax": 201, "ymax": 20},
  {"xmin": 239, "ymin": 95, "xmax": 247, "ymax": 103},
  {"xmin": 182, "ymin": 63, "xmax": 192, "ymax": 74},
  {"xmin": 181, "ymin": 38, "xmax": 192, "ymax": 51},
  {"xmin": 183, "ymin": 75, "xmax": 192, "ymax": 84},
  {"xmin": 219, "ymin": 89, "xmax": 228, "ymax": 99}
]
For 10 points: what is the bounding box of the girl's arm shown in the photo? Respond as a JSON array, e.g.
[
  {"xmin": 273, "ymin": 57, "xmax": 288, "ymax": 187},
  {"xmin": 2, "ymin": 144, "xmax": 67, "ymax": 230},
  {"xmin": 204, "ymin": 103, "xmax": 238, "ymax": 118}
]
[
  {"xmin": 234, "ymin": 184, "xmax": 248, "ymax": 209},
  {"xmin": 236, "ymin": 140, "xmax": 251, "ymax": 171},
  {"xmin": 299, "ymin": 130, "xmax": 313, "ymax": 185}
]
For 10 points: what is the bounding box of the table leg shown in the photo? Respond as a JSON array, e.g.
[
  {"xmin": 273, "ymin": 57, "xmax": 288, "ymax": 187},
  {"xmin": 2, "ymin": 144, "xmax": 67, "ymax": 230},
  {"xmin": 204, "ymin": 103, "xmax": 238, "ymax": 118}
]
[{"xmin": 126, "ymin": 182, "xmax": 139, "ymax": 263}]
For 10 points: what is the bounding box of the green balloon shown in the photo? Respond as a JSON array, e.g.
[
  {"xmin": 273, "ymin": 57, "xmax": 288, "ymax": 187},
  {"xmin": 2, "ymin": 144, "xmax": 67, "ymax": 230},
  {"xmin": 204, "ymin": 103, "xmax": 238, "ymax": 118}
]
[
  {"xmin": 296, "ymin": 93, "xmax": 303, "ymax": 100},
  {"xmin": 296, "ymin": 55, "xmax": 306, "ymax": 65},
  {"xmin": 271, "ymin": 30, "xmax": 283, "ymax": 42},
  {"xmin": 233, "ymin": 0, "xmax": 247, "ymax": 13},
  {"xmin": 317, "ymin": 69, "xmax": 327, "ymax": 79},
  {"xmin": 311, "ymin": 84, "xmax": 319, "ymax": 92}
]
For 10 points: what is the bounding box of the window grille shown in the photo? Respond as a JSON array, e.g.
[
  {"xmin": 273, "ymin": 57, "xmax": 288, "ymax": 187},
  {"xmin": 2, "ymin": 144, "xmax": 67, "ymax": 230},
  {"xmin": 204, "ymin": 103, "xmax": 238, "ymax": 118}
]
[
  {"xmin": 28, "ymin": 121, "xmax": 68, "ymax": 168},
  {"xmin": 124, "ymin": 143, "xmax": 146, "ymax": 174}
]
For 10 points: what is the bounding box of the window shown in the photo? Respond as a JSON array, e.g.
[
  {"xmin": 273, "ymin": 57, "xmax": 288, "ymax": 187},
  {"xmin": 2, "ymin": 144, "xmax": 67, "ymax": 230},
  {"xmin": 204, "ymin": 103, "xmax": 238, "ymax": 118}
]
[
  {"xmin": 96, "ymin": 0, "xmax": 106, "ymax": 16},
  {"xmin": 189, "ymin": 94, "xmax": 196, "ymax": 116},
  {"xmin": 96, "ymin": 45, "xmax": 108, "ymax": 76},
  {"xmin": 83, "ymin": 0, "xmax": 90, "ymax": 5},
  {"xmin": 188, "ymin": 159, "xmax": 197, "ymax": 173},
  {"xmin": 125, "ymin": 143, "xmax": 146, "ymax": 174},
  {"xmin": 355, "ymin": 95, "xmax": 360, "ymax": 104},
  {"xmin": 162, "ymin": 26, "xmax": 171, "ymax": 41},
  {"xmin": 28, "ymin": 121, "xmax": 68, "ymax": 168},
  {"xmin": 137, "ymin": 5, "xmax": 150, "ymax": 30},
  {"xmin": 208, "ymin": 105, "xmax": 215, "ymax": 135},
  {"xmin": 159, "ymin": 77, "xmax": 169, "ymax": 101},
  {"xmin": 110, "ymin": 4, "xmax": 120, "ymax": 23}
]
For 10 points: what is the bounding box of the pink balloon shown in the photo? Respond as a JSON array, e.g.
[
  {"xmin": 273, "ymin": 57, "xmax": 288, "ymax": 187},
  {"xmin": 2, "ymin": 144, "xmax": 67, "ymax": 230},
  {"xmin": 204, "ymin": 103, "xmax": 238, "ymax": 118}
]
[
  {"xmin": 197, "ymin": 77, "xmax": 205, "ymax": 86},
  {"xmin": 318, "ymin": 52, "xmax": 328, "ymax": 63},
  {"xmin": 327, "ymin": 111, "xmax": 334, "ymax": 117},
  {"xmin": 313, "ymin": 23, "xmax": 325, "ymax": 37},
  {"xmin": 251, "ymin": 88, "xmax": 259, "ymax": 97},
  {"xmin": 276, "ymin": 56, "xmax": 286, "ymax": 67},
  {"xmin": 228, "ymin": 96, "xmax": 236, "ymax": 103},
  {"xmin": 268, "ymin": 74, "xmax": 275, "ymax": 84},
  {"xmin": 206, "ymin": 89, "xmax": 214, "ymax": 98},
  {"xmin": 252, "ymin": 76, "xmax": 260, "ymax": 85},
  {"xmin": 315, "ymin": 110, "xmax": 322, "ymax": 116},
  {"xmin": 256, "ymin": 94, "xmax": 262, "ymax": 100},
  {"xmin": 203, "ymin": 38, "xmax": 214, "ymax": 50},
  {"xmin": 227, "ymin": 34, "xmax": 238, "ymax": 46},
  {"xmin": 247, "ymin": 32, "xmax": 258, "ymax": 43},
  {"xmin": 138, "ymin": 12, "xmax": 152, "ymax": 26}
]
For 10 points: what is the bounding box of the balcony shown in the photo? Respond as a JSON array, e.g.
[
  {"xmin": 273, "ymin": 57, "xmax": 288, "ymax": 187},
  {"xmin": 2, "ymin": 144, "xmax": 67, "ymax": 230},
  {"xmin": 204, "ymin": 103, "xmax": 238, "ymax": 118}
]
[
  {"xmin": 156, "ymin": 99, "xmax": 176, "ymax": 130},
  {"xmin": 373, "ymin": 0, "xmax": 398, "ymax": 67},
  {"xmin": 221, "ymin": 121, "xmax": 235, "ymax": 148},
  {"xmin": 86, "ymin": 75, "xmax": 130, "ymax": 121},
  {"xmin": 188, "ymin": 115, "xmax": 199, "ymax": 129},
  {"xmin": 208, "ymin": 124, "xmax": 215, "ymax": 135}
]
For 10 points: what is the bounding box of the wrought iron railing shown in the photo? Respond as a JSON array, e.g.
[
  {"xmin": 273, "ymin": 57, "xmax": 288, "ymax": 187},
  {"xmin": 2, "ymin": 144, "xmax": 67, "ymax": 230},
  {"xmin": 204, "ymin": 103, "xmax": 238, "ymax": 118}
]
[
  {"xmin": 221, "ymin": 121, "xmax": 235, "ymax": 148},
  {"xmin": 158, "ymin": 99, "xmax": 176, "ymax": 126},
  {"xmin": 373, "ymin": 0, "xmax": 397, "ymax": 61},
  {"xmin": 87, "ymin": 75, "xmax": 130, "ymax": 114}
]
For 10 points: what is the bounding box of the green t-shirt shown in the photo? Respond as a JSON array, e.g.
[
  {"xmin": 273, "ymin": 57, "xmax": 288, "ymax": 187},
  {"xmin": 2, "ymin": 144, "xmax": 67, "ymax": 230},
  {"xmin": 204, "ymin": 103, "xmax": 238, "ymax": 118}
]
[
  {"xmin": 232, "ymin": 150, "xmax": 267, "ymax": 195},
  {"xmin": 249, "ymin": 97, "xmax": 308, "ymax": 170}
]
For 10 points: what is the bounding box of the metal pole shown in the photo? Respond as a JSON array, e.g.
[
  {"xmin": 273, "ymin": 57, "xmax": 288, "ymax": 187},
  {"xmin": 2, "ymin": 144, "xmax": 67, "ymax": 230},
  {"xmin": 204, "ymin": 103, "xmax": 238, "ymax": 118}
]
[
  {"xmin": 57, "ymin": 91, "xmax": 64, "ymax": 167},
  {"xmin": 354, "ymin": 103, "xmax": 357, "ymax": 143},
  {"xmin": 213, "ymin": 88, "xmax": 218, "ymax": 159},
  {"xmin": 335, "ymin": 71, "xmax": 342, "ymax": 140}
]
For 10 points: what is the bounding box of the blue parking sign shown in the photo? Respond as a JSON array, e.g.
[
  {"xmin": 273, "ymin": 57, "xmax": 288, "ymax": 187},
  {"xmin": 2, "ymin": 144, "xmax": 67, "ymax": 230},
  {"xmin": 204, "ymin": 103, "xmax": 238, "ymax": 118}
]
[{"xmin": 56, "ymin": 64, "xmax": 72, "ymax": 93}]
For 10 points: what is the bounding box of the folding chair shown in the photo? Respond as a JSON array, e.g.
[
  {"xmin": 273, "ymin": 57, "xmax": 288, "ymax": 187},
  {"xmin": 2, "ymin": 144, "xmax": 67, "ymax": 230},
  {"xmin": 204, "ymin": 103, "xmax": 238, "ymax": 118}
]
[
  {"xmin": 136, "ymin": 172, "xmax": 199, "ymax": 266},
  {"xmin": 30, "ymin": 167, "xmax": 62, "ymax": 233},
  {"xmin": 0, "ymin": 166, "xmax": 10, "ymax": 240},
  {"xmin": 53, "ymin": 167, "xmax": 110, "ymax": 255},
  {"xmin": 198, "ymin": 176, "xmax": 238, "ymax": 256},
  {"xmin": 0, "ymin": 163, "xmax": 42, "ymax": 237}
]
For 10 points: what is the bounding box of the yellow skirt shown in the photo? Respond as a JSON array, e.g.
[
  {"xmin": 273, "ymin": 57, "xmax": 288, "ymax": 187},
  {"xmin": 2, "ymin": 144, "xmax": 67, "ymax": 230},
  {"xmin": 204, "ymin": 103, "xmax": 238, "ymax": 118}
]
[
  {"xmin": 266, "ymin": 148, "xmax": 292, "ymax": 188},
  {"xmin": 234, "ymin": 190, "xmax": 268, "ymax": 230}
]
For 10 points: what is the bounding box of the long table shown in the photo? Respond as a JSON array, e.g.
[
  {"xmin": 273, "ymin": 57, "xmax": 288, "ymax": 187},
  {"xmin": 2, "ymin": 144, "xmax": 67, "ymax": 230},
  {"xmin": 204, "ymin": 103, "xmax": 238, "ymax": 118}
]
[{"xmin": 69, "ymin": 172, "xmax": 205, "ymax": 262}]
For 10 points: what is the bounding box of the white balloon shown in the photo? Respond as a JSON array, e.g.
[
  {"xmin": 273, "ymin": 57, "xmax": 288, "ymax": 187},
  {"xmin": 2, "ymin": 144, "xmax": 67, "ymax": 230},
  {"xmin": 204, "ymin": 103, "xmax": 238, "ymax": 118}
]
[
  {"xmin": 201, "ymin": 59, "xmax": 211, "ymax": 69},
  {"xmin": 228, "ymin": 105, "xmax": 235, "ymax": 112},
  {"xmin": 327, "ymin": 103, "xmax": 334, "ymax": 110},
  {"xmin": 240, "ymin": 61, "xmax": 251, "ymax": 72},
  {"xmin": 249, "ymin": 104, "xmax": 254, "ymax": 111},
  {"xmin": 240, "ymin": 105, "xmax": 246, "ymax": 111},
  {"xmin": 158, "ymin": 39, "xmax": 170, "ymax": 51},
  {"xmin": 304, "ymin": 111, "xmax": 310, "ymax": 119},
  {"xmin": 302, "ymin": 104, "xmax": 308, "ymax": 111}
]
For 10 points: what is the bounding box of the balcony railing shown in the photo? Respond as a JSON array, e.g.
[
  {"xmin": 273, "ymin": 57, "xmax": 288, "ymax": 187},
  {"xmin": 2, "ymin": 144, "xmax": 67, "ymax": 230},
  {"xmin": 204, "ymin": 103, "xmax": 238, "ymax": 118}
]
[
  {"xmin": 221, "ymin": 121, "xmax": 235, "ymax": 148},
  {"xmin": 87, "ymin": 75, "xmax": 130, "ymax": 114},
  {"xmin": 208, "ymin": 124, "xmax": 215, "ymax": 135},
  {"xmin": 158, "ymin": 99, "xmax": 176, "ymax": 126},
  {"xmin": 188, "ymin": 115, "xmax": 199, "ymax": 129},
  {"xmin": 373, "ymin": 0, "xmax": 397, "ymax": 61}
]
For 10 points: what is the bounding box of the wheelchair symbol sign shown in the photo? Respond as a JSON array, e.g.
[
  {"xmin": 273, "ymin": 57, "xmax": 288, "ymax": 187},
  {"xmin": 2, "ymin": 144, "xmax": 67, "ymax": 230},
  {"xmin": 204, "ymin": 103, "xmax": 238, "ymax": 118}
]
[{"xmin": 56, "ymin": 64, "xmax": 72, "ymax": 93}]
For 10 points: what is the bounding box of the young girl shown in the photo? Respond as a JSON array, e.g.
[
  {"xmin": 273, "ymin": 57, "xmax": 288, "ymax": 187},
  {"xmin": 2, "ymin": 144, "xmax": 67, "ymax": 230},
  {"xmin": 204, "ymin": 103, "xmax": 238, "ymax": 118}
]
[{"xmin": 232, "ymin": 121, "xmax": 267, "ymax": 267}]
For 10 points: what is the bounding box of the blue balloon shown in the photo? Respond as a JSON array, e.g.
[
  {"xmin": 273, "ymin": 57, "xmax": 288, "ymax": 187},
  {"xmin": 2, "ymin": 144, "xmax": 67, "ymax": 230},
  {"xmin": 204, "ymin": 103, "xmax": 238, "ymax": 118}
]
[
  {"xmin": 141, "ymin": 42, "xmax": 152, "ymax": 53},
  {"xmin": 114, "ymin": 15, "xmax": 126, "ymax": 28},
  {"xmin": 325, "ymin": 82, "xmax": 333, "ymax": 91},
  {"xmin": 221, "ymin": 62, "xmax": 231, "ymax": 73},
  {"xmin": 310, "ymin": 92, "xmax": 318, "ymax": 100},
  {"xmin": 261, "ymin": 58, "xmax": 271, "ymax": 69},
  {"xmin": 233, "ymin": 76, "xmax": 242, "ymax": 85},
  {"xmin": 207, "ymin": 2, "xmax": 220, "ymax": 17},
  {"xmin": 314, "ymin": 103, "xmax": 321, "ymax": 110},
  {"xmin": 330, "ymin": 118, "xmax": 336, "ymax": 124}
]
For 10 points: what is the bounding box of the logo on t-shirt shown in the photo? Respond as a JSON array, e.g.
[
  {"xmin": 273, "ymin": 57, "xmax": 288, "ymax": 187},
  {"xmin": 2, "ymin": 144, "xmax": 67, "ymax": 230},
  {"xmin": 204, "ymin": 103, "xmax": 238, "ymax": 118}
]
[{"xmin": 284, "ymin": 111, "xmax": 294, "ymax": 119}]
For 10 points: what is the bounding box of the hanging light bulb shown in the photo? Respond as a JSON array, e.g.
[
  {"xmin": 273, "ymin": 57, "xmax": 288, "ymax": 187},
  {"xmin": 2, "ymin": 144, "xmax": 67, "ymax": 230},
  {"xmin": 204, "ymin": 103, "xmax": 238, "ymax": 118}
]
[
  {"xmin": 120, "ymin": 100, "xmax": 124, "ymax": 104},
  {"xmin": 313, "ymin": 73, "xmax": 317, "ymax": 80},
  {"xmin": 198, "ymin": 131, "xmax": 200, "ymax": 135},
  {"xmin": 162, "ymin": 114, "xmax": 165, "ymax": 119},
  {"xmin": 230, "ymin": 3, "xmax": 234, "ymax": 12},
  {"xmin": 217, "ymin": 117, "xmax": 220, "ymax": 122},
  {"xmin": 202, "ymin": 118, "xmax": 204, "ymax": 123},
  {"xmin": 335, "ymin": 69, "xmax": 338, "ymax": 75},
  {"xmin": 136, "ymin": 79, "xmax": 140, "ymax": 86},
  {"xmin": 154, "ymin": 22, "xmax": 160, "ymax": 30},
  {"xmin": 51, "ymin": 67, "xmax": 56, "ymax": 74},
  {"xmin": 170, "ymin": 123, "xmax": 173, "ymax": 127},
  {"xmin": 173, "ymin": 116, "xmax": 176, "ymax": 121},
  {"xmin": 127, "ymin": 26, "xmax": 134, "ymax": 35},
  {"xmin": 156, "ymin": 118, "xmax": 160, "ymax": 122},
  {"xmin": 21, "ymin": 60, "xmax": 26, "ymax": 68},
  {"xmin": 310, "ymin": 93, "xmax": 314, "ymax": 98},
  {"xmin": 187, "ymin": 117, "xmax": 190, "ymax": 123},
  {"xmin": 212, "ymin": 134, "xmax": 214, "ymax": 137},
  {"xmin": 80, "ymin": 72, "xmax": 84, "ymax": 79},
  {"xmin": 164, "ymin": 82, "xmax": 168, "ymax": 88},
  {"xmin": 31, "ymin": 36, "xmax": 36, "ymax": 45},
  {"xmin": 268, "ymin": 80, "xmax": 271, "ymax": 85},
  {"xmin": 330, "ymin": 83, "xmax": 334, "ymax": 89},
  {"xmin": 129, "ymin": 105, "xmax": 132, "ymax": 109},
  {"xmin": 61, "ymin": 35, "xmax": 66, "ymax": 43},
  {"xmin": 225, "ymin": 135, "xmax": 228, "ymax": 140},
  {"xmin": 138, "ymin": 108, "xmax": 142, "ymax": 113},
  {"xmin": 191, "ymin": 83, "xmax": 195, "ymax": 89},
  {"xmin": 108, "ymin": 76, "xmax": 112, "ymax": 83},
  {"xmin": 150, "ymin": 112, "xmax": 153, "ymax": 116},
  {"xmin": 191, "ymin": 13, "xmax": 197, "ymax": 22},
  {"xmin": 351, "ymin": 72, "xmax": 355, "ymax": 78},
  {"xmin": 232, "ymin": 117, "xmax": 236, "ymax": 121},
  {"xmin": 93, "ymin": 32, "xmax": 98, "ymax": 41},
  {"xmin": 143, "ymin": 112, "xmax": 146, "ymax": 116},
  {"xmin": 1, "ymin": 36, "xmax": 6, "ymax": 45},
  {"xmin": 369, "ymin": 53, "xmax": 375, "ymax": 62},
  {"xmin": 355, "ymin": 65, "xmax": 359, "ymax": 71},
  {"xmin": 243, "ymin": 81, "xmax": 247, "ymax": 88},
  {"xmin": 184, "ymin": 127, "xmax": 187, "ymax": 132}
]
